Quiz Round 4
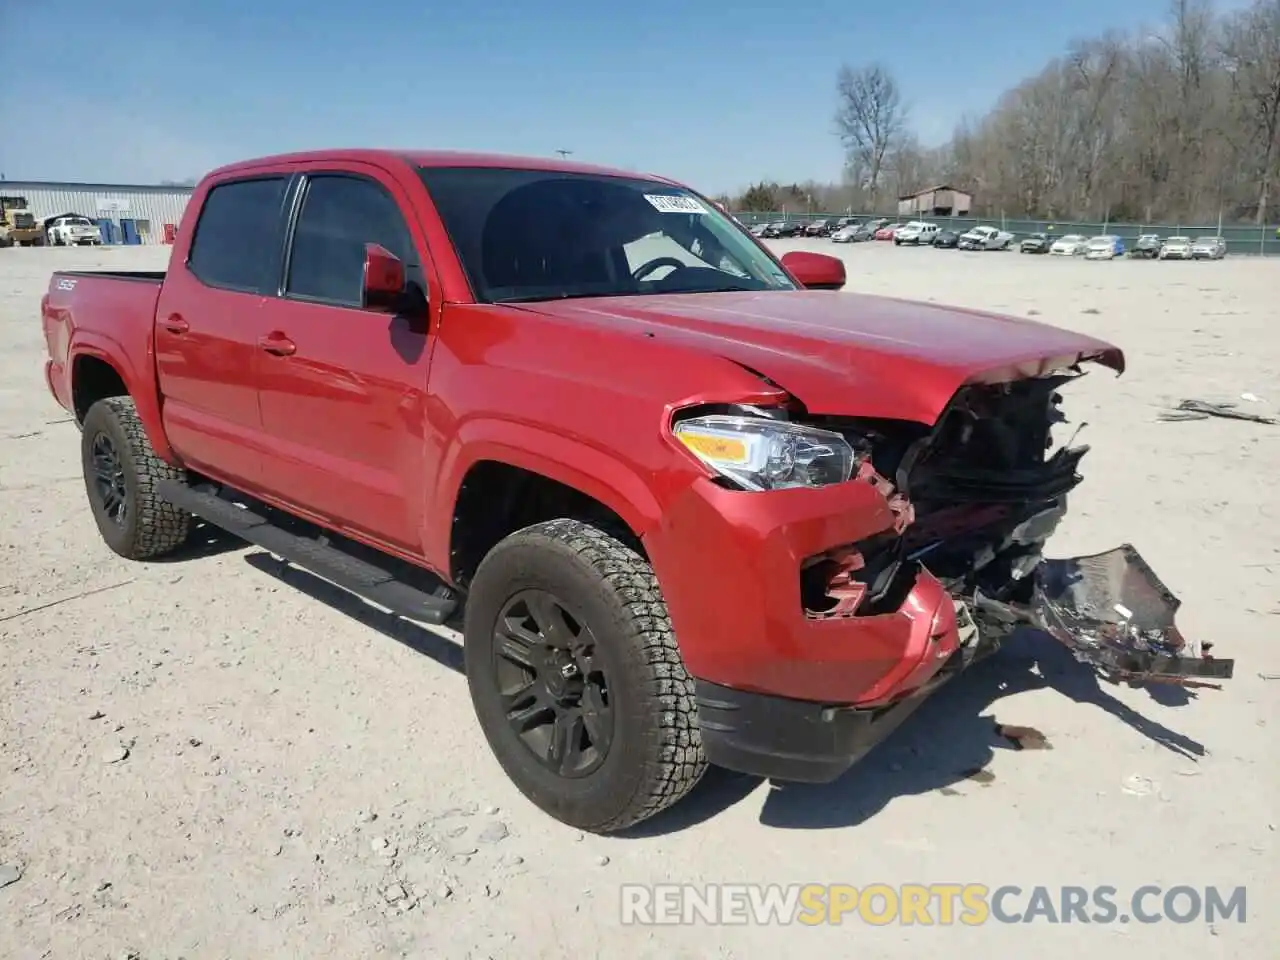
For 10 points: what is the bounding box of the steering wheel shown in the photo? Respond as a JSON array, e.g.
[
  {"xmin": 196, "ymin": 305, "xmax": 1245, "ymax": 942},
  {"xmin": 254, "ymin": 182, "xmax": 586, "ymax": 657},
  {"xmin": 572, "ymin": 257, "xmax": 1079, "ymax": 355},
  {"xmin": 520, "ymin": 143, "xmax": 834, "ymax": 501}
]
[{"xmin": 632, "ymin": 256, "xmax": 689, "ymax": 282}]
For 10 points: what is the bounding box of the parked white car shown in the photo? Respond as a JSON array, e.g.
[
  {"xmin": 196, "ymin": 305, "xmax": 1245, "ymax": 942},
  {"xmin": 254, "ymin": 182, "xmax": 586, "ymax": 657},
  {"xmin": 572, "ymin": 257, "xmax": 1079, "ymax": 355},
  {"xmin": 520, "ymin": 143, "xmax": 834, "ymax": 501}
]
[
  {"xmin": 1084, "ymin": 235, "xmax": 1124, "ymax": 260},
  {"xmin": 1190, "ymin": 236, "xmax": 1227, "ymax": 260},
  {"xmin": 893, "ymin": 221, "xmax": 939, "ymax": 246},
  {"xmin": 1049, "ymin": 234, "xmax": 1088, "ymax": 256},
  {"xmin": 1159, "ymin": 236, "xmax": 1193, "ymax": 260},
  {"xmin": 957, "ymin": 225, "xmax": 1014, "ymax": 250},
  {"xmin": 46, "ymin": 215, "xmax": 101, "ymax": 246}
]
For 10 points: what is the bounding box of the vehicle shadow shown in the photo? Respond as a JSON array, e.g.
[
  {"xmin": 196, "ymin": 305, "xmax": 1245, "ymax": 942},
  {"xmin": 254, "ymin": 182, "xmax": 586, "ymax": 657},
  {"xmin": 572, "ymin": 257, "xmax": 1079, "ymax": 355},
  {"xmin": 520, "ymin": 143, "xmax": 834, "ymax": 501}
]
[
  {"xmin": 150, "ymin": 522, "xmax": 247, "ymax": 562},
  {"xmin": 241, "ymin": 550, "xmax": 465, "ymax": 673},
  {"xmin": 223, "ymin": 557, "xmax": 1207, "ymax": 835},
  {"xmin": 621, "ymin": 627, "xmax": 1206, "ymax": 837}
]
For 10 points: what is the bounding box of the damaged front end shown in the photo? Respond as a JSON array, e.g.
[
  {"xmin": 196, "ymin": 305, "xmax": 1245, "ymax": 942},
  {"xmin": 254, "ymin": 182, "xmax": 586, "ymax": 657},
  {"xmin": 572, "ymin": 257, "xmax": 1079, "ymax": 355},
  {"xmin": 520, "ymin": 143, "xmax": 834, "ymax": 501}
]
[{"xmin": 803, "ymin": 369, "xmax": 1235, "ymax": 686}]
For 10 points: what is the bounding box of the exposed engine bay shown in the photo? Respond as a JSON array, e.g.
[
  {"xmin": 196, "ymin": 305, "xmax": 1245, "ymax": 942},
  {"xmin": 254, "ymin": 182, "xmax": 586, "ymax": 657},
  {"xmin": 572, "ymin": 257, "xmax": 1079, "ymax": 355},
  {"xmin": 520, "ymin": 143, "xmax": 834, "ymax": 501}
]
[{"xmin": 799, "ymin": 368, "xmax": 1234, "ymax": 684}]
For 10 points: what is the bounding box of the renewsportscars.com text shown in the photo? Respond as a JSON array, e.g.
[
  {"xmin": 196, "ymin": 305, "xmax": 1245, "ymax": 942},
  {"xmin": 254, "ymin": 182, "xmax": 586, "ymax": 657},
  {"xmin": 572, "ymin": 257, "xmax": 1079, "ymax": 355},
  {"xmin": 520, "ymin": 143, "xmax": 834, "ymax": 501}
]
[{"xmin": 619, "ymin": 883, "xmax": 1247, "ymax": 926}]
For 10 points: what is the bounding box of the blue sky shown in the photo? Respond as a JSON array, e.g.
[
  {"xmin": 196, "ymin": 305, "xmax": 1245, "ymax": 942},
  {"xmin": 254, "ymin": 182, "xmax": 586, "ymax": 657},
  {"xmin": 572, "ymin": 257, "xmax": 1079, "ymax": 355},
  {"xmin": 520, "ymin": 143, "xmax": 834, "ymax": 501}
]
[{"xmin": 0, "ymin": 0, "xmax": 1233, "ymax": 193}]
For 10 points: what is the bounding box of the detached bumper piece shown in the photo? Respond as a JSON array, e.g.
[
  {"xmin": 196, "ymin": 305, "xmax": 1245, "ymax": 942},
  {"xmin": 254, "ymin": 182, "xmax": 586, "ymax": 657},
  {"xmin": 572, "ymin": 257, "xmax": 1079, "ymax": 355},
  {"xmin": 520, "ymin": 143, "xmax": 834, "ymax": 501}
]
[{"xmin": 1030, "ymin": 544, "xmax": 1234, "ymax": 683}]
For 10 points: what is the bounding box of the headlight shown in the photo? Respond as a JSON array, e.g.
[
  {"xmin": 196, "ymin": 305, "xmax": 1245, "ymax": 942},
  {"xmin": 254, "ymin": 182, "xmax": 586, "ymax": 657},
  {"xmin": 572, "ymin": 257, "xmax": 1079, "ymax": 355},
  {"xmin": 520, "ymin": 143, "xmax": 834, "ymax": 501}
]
[{"xmin": 672, "ymin": 414, "xmax": 857, "ymax": 491}]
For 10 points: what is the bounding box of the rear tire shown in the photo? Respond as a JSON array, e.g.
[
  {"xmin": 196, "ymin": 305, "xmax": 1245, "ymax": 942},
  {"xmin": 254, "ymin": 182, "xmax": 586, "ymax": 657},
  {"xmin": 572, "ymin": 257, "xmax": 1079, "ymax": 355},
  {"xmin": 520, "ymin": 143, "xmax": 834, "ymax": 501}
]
[
  {"xmin": 81, "ymin": 396, "xmax": 193, "ymax": 560},
  {"xmin": 464, "ymin": 519, "xmax": 707, "ymax": 832}
]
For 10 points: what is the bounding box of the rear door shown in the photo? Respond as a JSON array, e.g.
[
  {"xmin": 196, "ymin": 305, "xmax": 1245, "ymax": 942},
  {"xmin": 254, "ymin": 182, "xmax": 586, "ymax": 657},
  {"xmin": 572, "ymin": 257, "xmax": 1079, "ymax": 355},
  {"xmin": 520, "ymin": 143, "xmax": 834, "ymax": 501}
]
[
  {"xmin": 252, "ymin": 163, "xmax": 441, "ymax": 554},
  {"xmin": 154, "ymin": 174, "xmax": 292, "ymax": 488}
]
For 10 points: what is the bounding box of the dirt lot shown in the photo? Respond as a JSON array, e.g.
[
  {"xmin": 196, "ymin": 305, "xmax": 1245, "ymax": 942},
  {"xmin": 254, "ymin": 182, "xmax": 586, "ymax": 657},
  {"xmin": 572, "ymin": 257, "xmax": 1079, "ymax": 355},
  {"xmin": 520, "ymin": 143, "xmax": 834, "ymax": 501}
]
[{"xmin": 2, "ymin": 241, "xmax": 1276, "ymax": 959}]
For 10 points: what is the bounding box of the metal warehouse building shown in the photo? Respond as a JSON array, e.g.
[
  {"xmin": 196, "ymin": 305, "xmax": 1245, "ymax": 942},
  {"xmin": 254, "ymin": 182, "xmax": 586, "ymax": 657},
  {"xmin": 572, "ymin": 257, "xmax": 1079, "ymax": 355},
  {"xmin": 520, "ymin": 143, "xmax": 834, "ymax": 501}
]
[{"xmin": 0, "ymin": 180, "xmax": 194, "ymax": 245}]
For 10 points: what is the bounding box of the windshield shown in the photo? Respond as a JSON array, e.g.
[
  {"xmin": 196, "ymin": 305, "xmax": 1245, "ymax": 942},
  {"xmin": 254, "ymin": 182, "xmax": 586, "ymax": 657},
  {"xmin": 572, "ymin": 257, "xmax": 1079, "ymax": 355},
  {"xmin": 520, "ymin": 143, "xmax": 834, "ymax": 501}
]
[
  {"xmin": 1168, "ymin": 237, "xmax": 1190, "ymax": 243},
  {"xmin": 1059, "ymin": 235, "xmax": 1084, "ymax": 242},
  {"xmin": 418, "ymin": 166, "xmax": 798, "ymax": 303}
]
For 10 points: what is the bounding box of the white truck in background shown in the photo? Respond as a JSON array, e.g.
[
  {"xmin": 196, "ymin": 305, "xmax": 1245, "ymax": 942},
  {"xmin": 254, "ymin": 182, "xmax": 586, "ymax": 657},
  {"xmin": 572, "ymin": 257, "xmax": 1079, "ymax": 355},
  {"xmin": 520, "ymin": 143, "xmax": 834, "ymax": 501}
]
[{"xmin": 46, "ymin": 214, "xmax": 102, "ymax": 246}]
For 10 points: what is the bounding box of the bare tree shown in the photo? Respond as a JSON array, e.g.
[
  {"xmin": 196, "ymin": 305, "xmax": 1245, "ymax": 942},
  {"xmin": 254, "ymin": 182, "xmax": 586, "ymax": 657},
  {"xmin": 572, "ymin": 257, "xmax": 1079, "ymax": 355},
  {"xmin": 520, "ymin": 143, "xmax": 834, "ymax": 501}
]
[
  {"xmin": 834, "ymin": 64, "xmax": 909, "ymax": 203},
  {"xmin": 1221, "ymin": 0, "xmax": 1280, "ymax": 221},
  {"xmin": 735, "ymin": 0, "xmax": 1279, "ymax": 223}
]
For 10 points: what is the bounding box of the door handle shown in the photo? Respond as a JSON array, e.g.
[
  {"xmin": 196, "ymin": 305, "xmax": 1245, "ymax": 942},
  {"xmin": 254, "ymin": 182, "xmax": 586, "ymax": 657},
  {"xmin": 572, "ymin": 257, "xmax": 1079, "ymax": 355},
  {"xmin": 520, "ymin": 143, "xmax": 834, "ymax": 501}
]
[
  {"xmin": 160, "ymin": 315, "xmax": 189, "ymax": 334},
  {"xmin": 257, "ymin": 333, "xmax": 296, "ymax": 356}
]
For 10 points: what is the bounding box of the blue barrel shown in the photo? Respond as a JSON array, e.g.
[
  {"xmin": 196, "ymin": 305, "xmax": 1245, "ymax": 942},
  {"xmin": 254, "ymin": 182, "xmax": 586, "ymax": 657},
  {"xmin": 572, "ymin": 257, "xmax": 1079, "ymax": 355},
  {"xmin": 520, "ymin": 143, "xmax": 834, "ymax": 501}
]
[
  {"xmin": 120, "ymin": 219, "xmax": 140, "ymax": 245},
  {"xmin": 98, "ymin": 219, "xmax": 116, "ymax": 244}
]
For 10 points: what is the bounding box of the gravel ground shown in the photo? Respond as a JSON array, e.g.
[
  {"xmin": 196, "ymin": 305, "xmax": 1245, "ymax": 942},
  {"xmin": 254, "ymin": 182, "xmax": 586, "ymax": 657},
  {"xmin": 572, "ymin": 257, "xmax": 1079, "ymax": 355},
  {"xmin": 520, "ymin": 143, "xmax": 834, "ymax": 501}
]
[{"xmin": 1, "ymin": 241, "xmax": 1276, "ymax": 959}]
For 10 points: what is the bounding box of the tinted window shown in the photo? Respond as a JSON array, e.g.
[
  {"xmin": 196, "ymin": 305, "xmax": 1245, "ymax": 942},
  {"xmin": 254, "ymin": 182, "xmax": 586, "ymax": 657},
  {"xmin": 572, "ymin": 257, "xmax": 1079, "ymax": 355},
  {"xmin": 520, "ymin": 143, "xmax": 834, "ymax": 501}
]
[
  {"xmin": 286, "ymin": 175, "xmax": 417, "ymax": 307},
  {"xmin": 188, "ymin": 177, "xmax": 288, "ymax": 293},
  {"xmin": 418, "ymin": 166, "xmax": 796, "ymax": 304}
]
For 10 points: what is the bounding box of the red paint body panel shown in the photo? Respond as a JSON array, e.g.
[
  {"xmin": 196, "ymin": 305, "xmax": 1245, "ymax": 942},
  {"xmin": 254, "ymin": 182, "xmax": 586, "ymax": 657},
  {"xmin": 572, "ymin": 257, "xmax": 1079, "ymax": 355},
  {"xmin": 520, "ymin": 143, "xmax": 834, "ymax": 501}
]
[{"xmin": 40, "ymin": 147, "xmax": 1127, "ymax": 709}]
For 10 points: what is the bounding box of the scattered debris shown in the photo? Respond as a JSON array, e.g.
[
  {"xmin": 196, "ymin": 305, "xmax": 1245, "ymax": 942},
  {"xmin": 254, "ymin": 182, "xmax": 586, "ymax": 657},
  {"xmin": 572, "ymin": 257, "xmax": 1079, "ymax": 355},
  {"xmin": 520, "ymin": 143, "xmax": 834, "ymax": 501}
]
[
  {"xmin": 1259, "ymin": 673, "xmax": 1279, "ymax": 681},
  {"xmin": 1158, "ymin": 399, "xmax": 1277, "ymax": 425},
  {"xmin": 89, "ymin": 710, "xmax": 105, "ymax": 720},
  {"xmin": 283, "ymin": 826, "xmax": 302, "ymax": 838},
  {"xmin": 0, "ymin": 579, "xmax": 137, "ymax": 624},
  {"xmin": 1240, "ymin": 392, "xmax": 1265, "ymax": 403},
  {"xmin": 370, "ymin": 837, "xmax": 390, "ymax": 853},
  {"xmin": 963, "ymin": 768, "xmax": 995, "ymax": 786},
  {"xmin": 383, "ymin": 883, "xmax": 407, "ymax": 904},
  {"xmin": 938, "ymin": 787, "xmax": 962, "ymax": 797},
  {"xmin": 356, "ymin": 809, "xmax": 377, "ymax": 823},
  {"xmin": 595, "ymin": 855, "xmax": 611, "ymax": 866},
  {"xmin": 0, "ymin": 863, "xmax": 22, "ymax": 888},
  {"xmin": 1081, "ymin": 307, "xmax": 1101, "ymax": 315},
  {"xmin": 476, "ymin": 821, "xmax": 509, "ymax": 844},
  {"xmin": 1121, "ymin": 774, "xmax": 1156, "ymax": 796},
  {"xmin": 996, "ymin": 724, "xmax": 1052, "ymax": 750},
  {"xmin": 483, "ymin": 805, "xmax": 500, "ymax": 815},
  {"xmin": 435, "ymin": 883, "xmax": 453, "ymax": 900},
  {"xmin": 102, "ymin": 744, "xmax": 131, "ymax": 764}
]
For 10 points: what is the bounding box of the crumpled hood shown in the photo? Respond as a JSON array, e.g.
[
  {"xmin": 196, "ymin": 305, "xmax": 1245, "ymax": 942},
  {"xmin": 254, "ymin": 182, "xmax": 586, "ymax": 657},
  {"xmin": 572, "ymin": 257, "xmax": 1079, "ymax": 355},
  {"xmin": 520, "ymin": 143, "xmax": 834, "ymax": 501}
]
[{"xmin": 511, "ymin": 290, "xmax": 1123, "ymax": 424}]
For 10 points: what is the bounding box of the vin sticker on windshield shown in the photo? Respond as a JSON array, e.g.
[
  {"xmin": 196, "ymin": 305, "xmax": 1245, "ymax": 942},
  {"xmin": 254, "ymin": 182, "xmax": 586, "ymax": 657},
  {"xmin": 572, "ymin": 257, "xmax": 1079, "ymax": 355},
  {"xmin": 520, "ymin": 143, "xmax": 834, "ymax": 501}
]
[{"xmin": 644, "ymin": 194, "xmax": 707, "ymax": 215}]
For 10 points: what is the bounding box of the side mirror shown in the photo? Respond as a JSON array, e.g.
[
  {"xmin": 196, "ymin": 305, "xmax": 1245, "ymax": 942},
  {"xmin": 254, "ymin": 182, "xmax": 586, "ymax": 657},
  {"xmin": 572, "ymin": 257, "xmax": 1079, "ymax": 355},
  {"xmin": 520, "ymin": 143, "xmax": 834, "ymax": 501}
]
[
  {"xmin": 362, "ymin": 242, "xmax": 406, "ymax": 311},
  {"xmin": 780, "ymin": 251, "xmax": 846, "ymax": 291}
]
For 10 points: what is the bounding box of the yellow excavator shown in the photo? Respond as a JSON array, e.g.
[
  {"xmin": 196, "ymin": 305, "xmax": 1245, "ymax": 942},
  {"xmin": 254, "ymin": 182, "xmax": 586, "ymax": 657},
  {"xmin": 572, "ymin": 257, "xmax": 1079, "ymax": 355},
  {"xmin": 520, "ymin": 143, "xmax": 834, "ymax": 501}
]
[{"xmin": 0, "ymin": 195, "xmax": 46, "ymax": 247}]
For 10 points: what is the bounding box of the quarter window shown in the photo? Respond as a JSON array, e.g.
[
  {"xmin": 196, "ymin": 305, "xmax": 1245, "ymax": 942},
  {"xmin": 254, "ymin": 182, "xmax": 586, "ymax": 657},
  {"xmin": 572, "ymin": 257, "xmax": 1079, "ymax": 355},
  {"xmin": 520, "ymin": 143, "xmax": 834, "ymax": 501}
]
[
  {"xmin": 286, "ymin": 175, "xmax": 417, "ymax": 307},
  {"xmin": 187, "ymin": 177, "xmax": 288, "ymax": 293}
]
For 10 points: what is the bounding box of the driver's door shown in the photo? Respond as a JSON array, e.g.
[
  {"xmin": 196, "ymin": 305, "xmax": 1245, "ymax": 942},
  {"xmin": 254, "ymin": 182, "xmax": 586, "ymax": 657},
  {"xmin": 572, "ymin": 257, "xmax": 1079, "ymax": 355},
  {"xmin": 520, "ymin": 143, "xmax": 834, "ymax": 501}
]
[{"xmin": 253, "ymin": 165, "xmax": 440, "ymax": 555}]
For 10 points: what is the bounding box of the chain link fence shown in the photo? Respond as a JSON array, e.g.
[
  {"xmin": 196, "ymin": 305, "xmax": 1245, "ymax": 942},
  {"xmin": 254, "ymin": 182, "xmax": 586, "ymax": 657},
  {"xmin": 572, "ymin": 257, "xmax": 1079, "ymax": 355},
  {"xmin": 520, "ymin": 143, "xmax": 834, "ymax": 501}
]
[{"xmin": 734, "ymin": 211, "xmax": 1280, "ymax": 257}]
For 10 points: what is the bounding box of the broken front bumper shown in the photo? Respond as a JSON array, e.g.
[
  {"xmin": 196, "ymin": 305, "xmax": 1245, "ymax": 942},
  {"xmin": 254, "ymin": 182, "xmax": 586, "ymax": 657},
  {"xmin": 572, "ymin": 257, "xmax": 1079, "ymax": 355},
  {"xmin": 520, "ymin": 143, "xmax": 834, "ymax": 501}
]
[
  {"xmin": 690, "ymin": 543, "xmax": 1233, "ymax": 785},
  {"xmin": 1025, "ymin": 544, "xmax": 1234, "ymax": 682}
]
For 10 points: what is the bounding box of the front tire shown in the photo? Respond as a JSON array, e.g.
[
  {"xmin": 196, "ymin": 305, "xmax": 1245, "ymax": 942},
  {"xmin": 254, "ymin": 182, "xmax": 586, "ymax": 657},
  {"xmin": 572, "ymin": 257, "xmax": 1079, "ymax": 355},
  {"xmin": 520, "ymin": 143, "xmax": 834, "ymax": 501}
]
[
  {"xmin": 81, "ymin": 396, "xmax": 193, "ymax": 560},
  {"xmin": 464, "ymin": 519, "xmax": 707, "ymax": 832}
]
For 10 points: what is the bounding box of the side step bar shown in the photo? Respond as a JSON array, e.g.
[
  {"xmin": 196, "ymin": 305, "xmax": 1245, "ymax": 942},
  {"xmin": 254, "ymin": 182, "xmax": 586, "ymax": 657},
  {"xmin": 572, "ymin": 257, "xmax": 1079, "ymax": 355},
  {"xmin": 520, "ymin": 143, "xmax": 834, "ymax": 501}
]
[{"xmin": 157, "ymin": 479, "xmax": 458, "ymax": 625}]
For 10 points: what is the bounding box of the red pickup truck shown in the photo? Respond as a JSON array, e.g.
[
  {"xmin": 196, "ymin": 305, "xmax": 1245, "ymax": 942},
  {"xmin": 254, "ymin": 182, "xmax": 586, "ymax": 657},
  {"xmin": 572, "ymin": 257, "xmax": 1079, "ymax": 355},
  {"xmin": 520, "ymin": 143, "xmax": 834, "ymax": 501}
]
[{"xmin": 41, "ymin": 149, "xmax": 1232, "ymax": 832}]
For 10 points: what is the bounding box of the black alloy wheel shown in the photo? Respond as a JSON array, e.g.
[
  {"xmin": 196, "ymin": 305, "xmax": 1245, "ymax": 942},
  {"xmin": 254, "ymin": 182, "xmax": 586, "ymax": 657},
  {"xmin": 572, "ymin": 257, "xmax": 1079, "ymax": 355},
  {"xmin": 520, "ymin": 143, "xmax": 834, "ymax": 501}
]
[
  {"xmin": 494, "ymin": 589, "xmax": 613, "ymax": 777},
  {"xmin": 89, "ymin": 431, "xmax": 129, "ymax": 527}
]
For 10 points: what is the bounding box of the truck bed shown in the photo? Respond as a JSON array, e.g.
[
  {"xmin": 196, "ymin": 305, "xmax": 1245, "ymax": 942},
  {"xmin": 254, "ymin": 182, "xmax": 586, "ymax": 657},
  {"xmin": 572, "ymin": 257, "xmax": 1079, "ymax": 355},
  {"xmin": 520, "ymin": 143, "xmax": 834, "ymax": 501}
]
[{"xmin": 43, "ymin": 269, "xmax": 167, "ymax": 420}]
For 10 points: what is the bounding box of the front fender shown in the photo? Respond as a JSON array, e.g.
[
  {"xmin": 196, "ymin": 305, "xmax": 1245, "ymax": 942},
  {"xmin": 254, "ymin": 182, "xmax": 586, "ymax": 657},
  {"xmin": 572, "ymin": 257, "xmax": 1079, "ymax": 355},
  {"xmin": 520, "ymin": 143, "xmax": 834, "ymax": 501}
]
[{"xmin": 427, "ymin": 416, "xmax": 665, "ymax": 573}]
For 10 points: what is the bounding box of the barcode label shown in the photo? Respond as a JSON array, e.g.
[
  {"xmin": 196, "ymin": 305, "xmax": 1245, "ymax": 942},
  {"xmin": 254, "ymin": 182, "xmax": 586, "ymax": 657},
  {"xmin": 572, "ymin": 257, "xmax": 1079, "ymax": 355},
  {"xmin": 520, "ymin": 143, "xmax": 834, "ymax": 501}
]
[{"xmin": 644, "ymin": 194, "xmax": 707, "ymax": 215}]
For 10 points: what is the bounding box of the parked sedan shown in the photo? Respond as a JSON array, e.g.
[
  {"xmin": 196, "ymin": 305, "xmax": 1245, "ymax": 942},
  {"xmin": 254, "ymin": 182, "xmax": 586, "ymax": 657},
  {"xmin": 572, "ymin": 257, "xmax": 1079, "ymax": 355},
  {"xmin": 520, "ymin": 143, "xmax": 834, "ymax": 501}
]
[
  {"xmin": 932, "ymin": 229, "xmax": 960, "ymax": 248},
  {"xmin": 1084, "ymin": 235, "xmax": 1125, "ymax": 260},
  {"xmin": 1159, "ymin": 236, "xmax": 1193, "ymax": 260},
  {"xmin": 1020, "ymin": 233, "xmax": 1051, "ymax": 254},
  {"xmin": 1049, "ymin": 234, "xmax": 1088, "ymax": 256},
  {"xmin": 805, "ymin": 218, "xmax": 839, "ymax": 237},
  {"xmin": 830, "ymin": 223, "xmax": 860, "ymax": 243},
  {"xmin": 749, "ymin": 222, "xmax": 770, "ymax": 238},
  {"xmin": 874, "ymin": 222, "xmax": 905, "ymax": 241},
  {"xmin": 1190, "ymin": 236, "xmax": 1227, "ymax": 260}
]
